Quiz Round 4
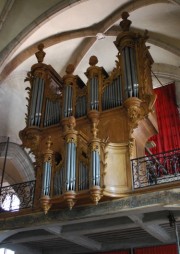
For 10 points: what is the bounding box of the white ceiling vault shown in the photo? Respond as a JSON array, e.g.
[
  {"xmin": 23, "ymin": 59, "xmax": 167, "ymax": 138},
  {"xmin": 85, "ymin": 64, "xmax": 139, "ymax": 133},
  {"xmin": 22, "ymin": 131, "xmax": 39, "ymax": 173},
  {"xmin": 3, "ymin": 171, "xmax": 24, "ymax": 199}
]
[{"xmin": 0, "ymin": 0, "xmax": 179, "ymax": 145}]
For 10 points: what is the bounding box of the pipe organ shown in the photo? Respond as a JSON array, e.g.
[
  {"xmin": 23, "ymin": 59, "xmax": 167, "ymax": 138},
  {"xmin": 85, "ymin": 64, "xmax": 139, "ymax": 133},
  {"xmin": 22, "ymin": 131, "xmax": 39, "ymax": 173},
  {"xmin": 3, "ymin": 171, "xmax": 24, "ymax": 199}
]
[{"xmin": 20, "ymin": 12, "xmax": 158, "ymax": 213}]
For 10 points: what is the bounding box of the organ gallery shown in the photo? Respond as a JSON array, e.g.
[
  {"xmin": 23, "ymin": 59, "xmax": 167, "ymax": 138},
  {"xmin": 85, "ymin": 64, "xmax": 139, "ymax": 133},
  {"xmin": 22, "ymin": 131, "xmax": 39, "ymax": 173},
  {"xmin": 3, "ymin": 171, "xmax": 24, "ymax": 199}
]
[{"xmin": 19, "ymin": 12, "xmax": 157, "ymax": 214}]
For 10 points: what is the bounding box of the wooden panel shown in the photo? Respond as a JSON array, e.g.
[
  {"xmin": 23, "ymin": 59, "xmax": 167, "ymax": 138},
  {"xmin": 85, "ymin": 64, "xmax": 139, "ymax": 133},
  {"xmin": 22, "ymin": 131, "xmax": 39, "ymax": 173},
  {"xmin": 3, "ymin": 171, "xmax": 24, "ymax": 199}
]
[{"xmin": 103, "ymin": 142, "xmax": 132, "ymax": 197}]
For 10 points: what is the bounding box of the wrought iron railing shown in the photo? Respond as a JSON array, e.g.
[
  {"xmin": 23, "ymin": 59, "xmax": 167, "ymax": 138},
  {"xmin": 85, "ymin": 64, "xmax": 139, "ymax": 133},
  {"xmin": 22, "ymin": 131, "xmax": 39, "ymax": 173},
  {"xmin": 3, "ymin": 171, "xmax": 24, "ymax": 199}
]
[
  {"xmin": 0, "ymin": 180, "xmax": 36, "ymax": 213},
  {"xmin": 132, "ymin": 148, "xmax": 180, "ymax": 189}
]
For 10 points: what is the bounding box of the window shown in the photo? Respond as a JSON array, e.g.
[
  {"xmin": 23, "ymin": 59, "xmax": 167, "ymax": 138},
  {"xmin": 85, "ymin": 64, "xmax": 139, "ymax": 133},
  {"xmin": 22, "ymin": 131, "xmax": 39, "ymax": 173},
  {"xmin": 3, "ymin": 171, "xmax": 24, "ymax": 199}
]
[
  {"xmin": 1, "ymin": 193, "xmax": 20, "ymax": 211},
  {"xmin": 0, "ymin": 249, "xmax": 15, "ymax": 254}
]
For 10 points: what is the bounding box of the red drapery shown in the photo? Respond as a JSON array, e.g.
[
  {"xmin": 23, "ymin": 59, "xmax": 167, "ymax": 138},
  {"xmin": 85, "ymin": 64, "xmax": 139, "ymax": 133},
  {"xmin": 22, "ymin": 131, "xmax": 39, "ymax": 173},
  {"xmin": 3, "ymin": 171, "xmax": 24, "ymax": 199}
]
[
  {"xmin": 95, "ymin": 245, "xmax": 178, "ymax": 254},
  {"xmin": 135, "ymin": 244, "xmax": 177, "ymax": 254},
  {"xmin": 149, "ymin": 83, "xmax": 180, "ymax": 154},
  {"xmin": 97, "ymin": 251, "xmax": 129, "ymax": 254}
]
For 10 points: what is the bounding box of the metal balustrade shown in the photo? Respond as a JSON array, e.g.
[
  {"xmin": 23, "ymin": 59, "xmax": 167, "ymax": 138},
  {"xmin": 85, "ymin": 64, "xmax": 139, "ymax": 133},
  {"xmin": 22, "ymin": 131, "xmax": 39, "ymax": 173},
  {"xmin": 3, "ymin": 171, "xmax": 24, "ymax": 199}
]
[
  {"xmin": 131, "ymin": 148, "xmax": 180, "ymax": 189},
  {"xmin": 0, "ymin": 180, "xmax": 36, "ymax": 213},
  {"xmin": 1, "ymin": 149, "xmax": 180, "ymax": 213}
]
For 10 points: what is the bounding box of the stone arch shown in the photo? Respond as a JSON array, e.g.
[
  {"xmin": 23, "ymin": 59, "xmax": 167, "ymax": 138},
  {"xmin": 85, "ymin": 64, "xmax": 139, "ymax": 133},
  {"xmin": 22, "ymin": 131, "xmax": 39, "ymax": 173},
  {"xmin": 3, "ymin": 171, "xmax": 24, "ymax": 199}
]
[{"xmin": 0, "ymin": 141, "xmax": 35, "ymax": 184}]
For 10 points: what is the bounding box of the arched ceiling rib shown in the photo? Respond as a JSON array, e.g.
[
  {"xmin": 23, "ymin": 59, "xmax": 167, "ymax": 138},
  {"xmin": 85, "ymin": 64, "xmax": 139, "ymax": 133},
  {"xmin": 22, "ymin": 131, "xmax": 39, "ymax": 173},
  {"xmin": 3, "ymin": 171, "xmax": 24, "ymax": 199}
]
[
  {"xmin": 152, "ymin": 63, "xmax": 180, "ymax": 81},
  {"xmin": 0, "ymin": 0, "xmax": 178, "ymax": 82},
  {"xmin": 1, "ymin": 27, "xmax": 179, "ymax": 82},
  {"xmin": 0, "ymin": 142, "xmax": 35, "ymax": 184},
  {"xmin": 0, "ymin": 0, "xmax": 15, "ymax": 31},
  {"xmin": 0, "ymin": 0, "xmax": 85, "ymax": 67}
]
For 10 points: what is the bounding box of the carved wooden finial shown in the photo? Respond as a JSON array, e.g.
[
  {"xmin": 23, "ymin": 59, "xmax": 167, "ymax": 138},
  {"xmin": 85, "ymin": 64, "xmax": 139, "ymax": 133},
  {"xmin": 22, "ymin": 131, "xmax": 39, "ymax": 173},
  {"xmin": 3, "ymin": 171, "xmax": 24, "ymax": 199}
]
[
  {"xmin": 35, "ymin": 43, "xmax": 46, "ymax": 63},
  {"xmin": 65, "ymin": 64, "xmax": 75, "ymax": 75},
  {"xmin": 46, "ymin": 136, "xmax": 53, "ymax": 149},
  {"xmin": 89, "ymin": 55, "xmax": 98, "ymax": 66},
  {"xmin": 120, "ymin": 12, "xmax": 132, "ymax": 32},
  {"xmin": 68, "ymin": 116, "xmax": 76, "ymax": 130}
]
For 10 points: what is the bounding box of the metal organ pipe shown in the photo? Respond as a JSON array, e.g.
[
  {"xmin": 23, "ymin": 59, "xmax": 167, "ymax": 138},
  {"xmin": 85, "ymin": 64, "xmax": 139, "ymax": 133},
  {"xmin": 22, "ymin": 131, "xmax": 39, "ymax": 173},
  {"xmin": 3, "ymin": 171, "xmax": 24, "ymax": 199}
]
[
  {"xmin": 77, "ymin": 98, "xmax": 83, "ymax": 117},
  {"xmin": 90, "ymin": 78, "xmax": 93, "ymax": 109},
  {"xmin": 93, "ymin": 151, "xmax": 96, "ymax": 186},
  {"xmin": 67, "ymin": 86, "xmax": 70, "ymax": 116},
  {"xmin": 91, "ymin": 149, "xmax": 100, "ymax": 187},
  {"xmin": 70, "ymin": 142, "xmax": 73, "ymax": 190},
  {"xmin": 29, "ymin": 76, "xmax": 45, "ymax": 127},
  {"xmin": 102, "ymin": 76, "xmax": 122, "ymax": 110},
  {"xmin": 122, "ymin": 47, "xmax": 138, "ymax": 99},
  {"xmin": 54, "ymin": 168, "xmax": 63, "ymax": 195},
  {"xmin": 56, "ymin": 101, "xmax": 60, "ymax": 123},
  {"xmin": 42, "ymin": 161, "xmax": 51, "ymax": 196},
  {"xmin": 66, "ymin": 142, "xmax": 71, "ymax": 191},
  {"xmin": 95, "ymin": 151, "xmax": 100, "ymax": 186},
  {"xmin": 90, "ymin": 77, "xmax": 99, "ymax": 110},
  {"xmin": 79, "ymin": 162, "xmax": 82, "ymax": 190},
  {"xmin": 68, "ymin": 86, "xmax": 72, "ymax": 116},
  {"xmin": 65, "ymin": 140, "xmax": 76, "ymax": 191},
  {"xmin": 64, "ymin": 86, "xmax": 68, "ymax": 117},
  {"xmin": 129, "ymin": 47, "xmax": 138, "ymax": 97},
  {"xmin": 78, "ymin": 161, "xmax": 88, "ymax": 190},
  {"xmin": 125, "ymin": 47, "xmax": 133, "ymax": 97},
  {"xmin": 49, "ymin": 100, "xmax": 52, "ymax": 125},
  {"xmin": 36, "ymin": 77, "xmax": 44, "ymax": 126},
  {"xmin": 54, "ymin": 171, "xmax": 58, "ymax": 195},
  {"xmin": 117, "ymin": 77, "xmax": 122, "ymax": 106},
  {"xmin": 71, "ymin": 142, "xmax": 76, "ymax": 190},
  {"xmin": 44, "ymin": 99, "xmax": 61, "ymax": 127},
  {"xmin": 29, "ymin": 77, "xmax": 38, "ymax": 126},
  {"xmin": 63, "ymin": 85, "xmax": 73, "ymax": 118},
  {"xmin": 43, "ymin": 99, "xmax": 48, "ymax": 127}
]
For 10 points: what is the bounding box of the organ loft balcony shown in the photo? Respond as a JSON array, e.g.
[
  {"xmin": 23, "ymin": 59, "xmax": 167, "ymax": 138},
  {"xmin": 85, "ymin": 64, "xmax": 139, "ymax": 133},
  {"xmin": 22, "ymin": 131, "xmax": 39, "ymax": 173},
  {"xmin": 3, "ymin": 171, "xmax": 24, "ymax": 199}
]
[{"xmin": 0, "ymin": 12, "xmax": 179, "ymax": 218}]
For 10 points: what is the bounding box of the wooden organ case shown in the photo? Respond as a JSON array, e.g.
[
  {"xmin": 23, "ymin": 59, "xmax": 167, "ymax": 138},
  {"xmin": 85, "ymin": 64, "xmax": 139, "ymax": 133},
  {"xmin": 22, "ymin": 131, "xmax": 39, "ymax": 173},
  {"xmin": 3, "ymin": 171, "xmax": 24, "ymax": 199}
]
[{"xmin": 19, "ymin": 12, "xmax": 158, "ymax": 213}]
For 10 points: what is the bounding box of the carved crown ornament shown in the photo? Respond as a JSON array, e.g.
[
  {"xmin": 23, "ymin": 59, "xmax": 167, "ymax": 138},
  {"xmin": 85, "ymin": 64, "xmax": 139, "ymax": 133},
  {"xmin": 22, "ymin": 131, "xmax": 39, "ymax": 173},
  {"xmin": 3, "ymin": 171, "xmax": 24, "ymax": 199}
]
[{"xmin": 19, "ymin": 12, "xmax": 157, "ymax": 214}]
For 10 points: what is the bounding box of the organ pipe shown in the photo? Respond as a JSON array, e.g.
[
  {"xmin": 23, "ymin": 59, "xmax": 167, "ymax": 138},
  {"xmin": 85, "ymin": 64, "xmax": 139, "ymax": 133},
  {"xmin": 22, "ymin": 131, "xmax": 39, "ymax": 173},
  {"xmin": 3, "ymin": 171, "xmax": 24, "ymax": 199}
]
[
  {"xmin": 78, "ymin": 161, "xmax": 88, "ymax": 190},
  {"xmin": 86, "ymin": 56, "xmax": 103, "ymax": 112},
  {"xmin": 122, "ymin": 47, "xmax": 138, "ymax": 99},
  {"xmin": 62, "ymin": 64, "xmax": 77, "ymax": 118},
  {"xmin": 61, "ymin": 116, "xmax": 78, "ymax": 209},
  {"xmin": 65, "ymin": 139, "xmax": 76, "ymax": 191},
  {"xmin": 102, "ymin": 76, "xmax": 122, "ymax": 110},
  {"xmin": 41, "ymin": 136, "xmax": 53, "ymax": 197},
  {"xmin": 42, "ymin": 161, "xmax": 51, "ymax": 196},
  {"xmin": 40, "ymin": 136, "xmax": 53, "ymax": 214},
  {"xmin": 114, "ymin": 11, "xmax": 153, "ymax": 101},
  {"xmin": 29, "ymin": 76, "xmax": 45, "ymax": 127},
  {"xmin": 90, "ymin": 146, "xmax": 101, "ymax": 188}
]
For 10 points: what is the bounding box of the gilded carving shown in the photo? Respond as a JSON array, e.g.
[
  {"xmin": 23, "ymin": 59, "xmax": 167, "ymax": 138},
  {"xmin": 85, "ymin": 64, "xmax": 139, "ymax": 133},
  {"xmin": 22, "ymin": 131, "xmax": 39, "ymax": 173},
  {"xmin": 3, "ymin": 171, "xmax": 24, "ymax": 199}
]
[
  {"xmin": 35, "ymin": 43, "xmax": 46, "ymax": 63},
  {"xmin": 64, "ymin": 192, "xmax": 76, "ymax": 210},
  {"xmin": 129, "ymin": 137, "xmax": 135, "ymax": 158},
  {"xmin": 127, "ymin": 106, "xmax": 141, "ymax": 122},
  {"xmin": 40, "ymin": 196, "xmax": 51, "ymax": 214},
  {"xmin": 90, "ymin": 187, "xmax": 102, "ymax": 205}
]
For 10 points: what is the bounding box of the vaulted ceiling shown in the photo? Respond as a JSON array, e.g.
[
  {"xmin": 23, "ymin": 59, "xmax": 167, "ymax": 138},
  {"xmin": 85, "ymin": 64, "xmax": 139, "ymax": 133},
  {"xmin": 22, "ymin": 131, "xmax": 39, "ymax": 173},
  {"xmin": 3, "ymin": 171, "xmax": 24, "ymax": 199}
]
[{"xmin": 0, "ymin": 0, "xmax": 179, "ymax": 146}]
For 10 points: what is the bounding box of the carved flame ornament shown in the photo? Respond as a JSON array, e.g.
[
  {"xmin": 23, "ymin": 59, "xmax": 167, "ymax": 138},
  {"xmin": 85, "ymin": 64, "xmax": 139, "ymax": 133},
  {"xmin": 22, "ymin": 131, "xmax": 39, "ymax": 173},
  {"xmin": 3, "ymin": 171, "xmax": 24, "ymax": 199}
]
[{"xmin": 20, "ymin": 12, "xmax": 158, "ymax": 214}]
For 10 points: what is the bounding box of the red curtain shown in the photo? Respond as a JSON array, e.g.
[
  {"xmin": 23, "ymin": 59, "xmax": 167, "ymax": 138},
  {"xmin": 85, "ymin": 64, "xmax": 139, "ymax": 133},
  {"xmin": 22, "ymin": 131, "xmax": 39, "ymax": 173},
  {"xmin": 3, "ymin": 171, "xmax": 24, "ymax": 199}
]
[
  {"xmin": 134, "ymin": 244, "xmax": 177, "ymax": 254},
  {"xmin": 149, "ymin": 83, "xmax": 180, "ymax": 154},
  {"xmin": 97, "ymin": 251, "xmax": 129, "ymax": 254}
]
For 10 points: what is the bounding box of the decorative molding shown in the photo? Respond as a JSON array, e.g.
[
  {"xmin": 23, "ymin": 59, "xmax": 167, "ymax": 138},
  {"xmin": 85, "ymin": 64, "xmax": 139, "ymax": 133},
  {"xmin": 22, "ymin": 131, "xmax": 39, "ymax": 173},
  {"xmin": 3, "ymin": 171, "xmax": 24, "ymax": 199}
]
[{"xmin": 1, "ymin": 189, "xmax": 180, "ymax": 230}]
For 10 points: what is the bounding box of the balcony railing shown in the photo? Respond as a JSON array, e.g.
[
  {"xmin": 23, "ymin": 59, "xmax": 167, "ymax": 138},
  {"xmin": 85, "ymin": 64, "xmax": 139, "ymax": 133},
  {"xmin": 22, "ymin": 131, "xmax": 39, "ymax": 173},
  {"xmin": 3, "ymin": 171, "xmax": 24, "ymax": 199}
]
[
  {"xmin": 132, "ymin": 148, "xmax": 180, "ymax": 189},
  {"xmin": 0, "ymin": 180, "xmax": 36, "ymax": 213},
  {"xmin": 1, "ymin": 149, "xmax": 180, "ymax": 213}
]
